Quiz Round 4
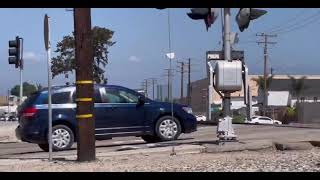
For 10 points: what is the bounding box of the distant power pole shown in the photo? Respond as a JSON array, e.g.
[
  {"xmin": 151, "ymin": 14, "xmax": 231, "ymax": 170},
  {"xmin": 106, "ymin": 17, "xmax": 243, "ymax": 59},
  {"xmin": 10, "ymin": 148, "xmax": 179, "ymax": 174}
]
[
  {"xmin": 164, "ymin": 69, "xmax": 171, "ymax": 101},
  {"xmin": 145, "ymin": 79, "xmax": 148, "ymax": 96},
  {"xmin": 187, "ymin": 58, "xmax": 192, "ymax": 106},
  {"xmin": 159, "ymin": 84, "xmax": 163, "ymax": 101},
  {"xmin": 256, "ymin": 33, "xmax": 277, "ymax": 116},
  {"xmin": 74, "ymin": 8, "xmax": 96, "ymax": 162},
  {"xmin": 150, "ymin": 78, "xmax": 157, "ymax": 100},
  {"xmin": 177, "ymin": 61, "xmax": 186, "ymax": 104}
]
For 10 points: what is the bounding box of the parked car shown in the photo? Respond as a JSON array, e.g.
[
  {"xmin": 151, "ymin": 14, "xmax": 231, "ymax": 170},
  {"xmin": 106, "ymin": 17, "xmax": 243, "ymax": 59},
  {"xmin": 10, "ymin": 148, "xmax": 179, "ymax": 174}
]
[
  {"xmin": 245, "ymin": 116, "xmax": 282, "ymax": 125},
  {"xmin": 0, "ymin": 113, "xmax": 10, "ymax": 121},
  {"xmin": 195, "ymin": 115, "xmax": 207, "ymax": 122},
  {"xmin": 0, "ymin": 115, "xmax": 8, "ymax": 121},
  {"xmin": 15, "ymin": 85, "xmax": 197, "ymax": 151}
]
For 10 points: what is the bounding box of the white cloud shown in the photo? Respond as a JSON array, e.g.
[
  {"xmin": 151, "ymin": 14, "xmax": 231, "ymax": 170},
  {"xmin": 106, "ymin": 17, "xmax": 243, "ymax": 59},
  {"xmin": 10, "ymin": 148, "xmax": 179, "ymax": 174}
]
[
  {"xmin": 128, "ymin": 55, "xmax": 141, "ymax": 63},
  {"xmin": 24, "ymin": 52, "xmax": 43, "ymax": 62}
]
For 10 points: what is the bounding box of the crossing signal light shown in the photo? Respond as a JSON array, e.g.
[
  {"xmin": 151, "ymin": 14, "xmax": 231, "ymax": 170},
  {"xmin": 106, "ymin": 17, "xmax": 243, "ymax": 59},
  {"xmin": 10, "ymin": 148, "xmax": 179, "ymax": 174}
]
[
  {"xmin": 236, "ymin": 8, "xmax": 267, "ymax": 32},
  {"xmin": 8, "ymin": 36, "xmax": 21, "ymax": 69},
  {"xmin": 187, "ymin": 8, "xmax": 219, "ymax": 31}
]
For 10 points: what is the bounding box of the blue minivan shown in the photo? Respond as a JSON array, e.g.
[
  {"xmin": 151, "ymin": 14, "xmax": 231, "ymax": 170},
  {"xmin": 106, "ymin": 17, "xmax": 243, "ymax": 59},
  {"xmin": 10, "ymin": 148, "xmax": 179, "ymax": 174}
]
[{"xmin": 15, "ymin": 85, "xmax": 197, "ymax": 151}]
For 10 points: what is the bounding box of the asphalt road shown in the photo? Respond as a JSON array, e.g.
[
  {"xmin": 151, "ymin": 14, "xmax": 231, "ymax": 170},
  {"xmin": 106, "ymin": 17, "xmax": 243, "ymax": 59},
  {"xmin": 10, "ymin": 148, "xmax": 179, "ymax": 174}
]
[{"xmin": 1, "ymin": 124, "xmax": 320, "ymax": 159}]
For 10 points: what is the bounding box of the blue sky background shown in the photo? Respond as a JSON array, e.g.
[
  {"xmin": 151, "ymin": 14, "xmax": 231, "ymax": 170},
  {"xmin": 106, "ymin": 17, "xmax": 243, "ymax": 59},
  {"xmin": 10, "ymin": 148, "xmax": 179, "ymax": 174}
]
[{"xmin": 0, "ymin": 8, "xmax": 320, "ymax": 98}]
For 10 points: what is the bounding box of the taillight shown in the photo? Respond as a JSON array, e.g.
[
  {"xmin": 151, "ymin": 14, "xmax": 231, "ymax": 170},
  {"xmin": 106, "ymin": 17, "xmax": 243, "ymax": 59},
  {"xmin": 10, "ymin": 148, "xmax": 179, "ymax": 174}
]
[{"xmin": 22, "ymin": 107, "xmax": 38, "ymax": 118}]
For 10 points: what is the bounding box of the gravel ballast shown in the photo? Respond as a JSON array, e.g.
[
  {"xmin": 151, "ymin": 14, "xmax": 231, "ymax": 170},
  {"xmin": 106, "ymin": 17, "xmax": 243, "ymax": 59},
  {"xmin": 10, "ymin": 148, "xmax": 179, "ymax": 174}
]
[{"xmin": 0, "ymin": 148, "xmax": 319, "ymax": 172}]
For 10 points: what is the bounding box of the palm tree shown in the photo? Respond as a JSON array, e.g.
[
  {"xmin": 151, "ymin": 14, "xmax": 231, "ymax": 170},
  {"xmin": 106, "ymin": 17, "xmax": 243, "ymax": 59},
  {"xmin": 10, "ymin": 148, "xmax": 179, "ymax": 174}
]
[
  {"xmin": 289, "ymin": 76, "xmax": 307, "ymax": 103},
  {"xmin": 253, "ymin": 75, "xmax": 274, "ymax": 115},
  {"xmin": 253, "ymin": 75, "xmax": 274, "ymax": 91}
]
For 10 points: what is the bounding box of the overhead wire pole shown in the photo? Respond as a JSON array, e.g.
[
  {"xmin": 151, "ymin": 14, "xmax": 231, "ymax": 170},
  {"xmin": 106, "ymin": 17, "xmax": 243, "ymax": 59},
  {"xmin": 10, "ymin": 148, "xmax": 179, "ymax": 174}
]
[
  {"xmin": 256, "ymin": 33, "xmax": 277, "ymax": 116},
  {"xmin": 144, "ymin": 79, "xmax": 148, "ymax": 97},
  {"xmin": 187, "ymin": 58, "xmax": 191, "ymax": 106},
  {"xmin": 143, "ymin": 79, "xmax": 152, "ymax": 98},
  {"xmin": 177, "ymin": 61, "xmax": 185, "ymax": 104},
  {"xmin": 74, "ymin": 8, "xmax": 96, "ymax": 162},
  {"xmin": 163, "ymin": 68, "xmax": 171, "ymax": 102},
  {"xmin": 150, "ymin": 78, "xmax": 157, "ymax": 100}
]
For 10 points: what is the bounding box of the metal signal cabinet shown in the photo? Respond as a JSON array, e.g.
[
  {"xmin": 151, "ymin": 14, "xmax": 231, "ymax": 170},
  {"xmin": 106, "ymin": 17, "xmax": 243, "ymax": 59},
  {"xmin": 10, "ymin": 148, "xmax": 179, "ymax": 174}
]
[{"xmin": 214, "ymin": 61, "xmax": 242, "ymax": 92}]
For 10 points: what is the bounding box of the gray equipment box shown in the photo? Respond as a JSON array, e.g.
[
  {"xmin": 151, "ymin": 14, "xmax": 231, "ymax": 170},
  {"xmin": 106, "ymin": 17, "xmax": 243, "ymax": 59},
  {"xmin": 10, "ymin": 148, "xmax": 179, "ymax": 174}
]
[{"xmin": 214, "ymin": 61, "xmax": 242, "ymax": 91}]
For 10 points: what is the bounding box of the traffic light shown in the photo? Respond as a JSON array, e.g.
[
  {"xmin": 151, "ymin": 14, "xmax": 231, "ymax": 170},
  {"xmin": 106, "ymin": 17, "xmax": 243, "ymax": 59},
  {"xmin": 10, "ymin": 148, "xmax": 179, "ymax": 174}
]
[
  {"xmin": 8, "ymin": 36, "xmax": 21, "ymax": 69},
  {"xmin": 236, "ymin": 8, "xmax": 267, "ymax": 32},
  {"xmin": 187, "ymin": 8, "xmax": 219, "ymax": 31}
]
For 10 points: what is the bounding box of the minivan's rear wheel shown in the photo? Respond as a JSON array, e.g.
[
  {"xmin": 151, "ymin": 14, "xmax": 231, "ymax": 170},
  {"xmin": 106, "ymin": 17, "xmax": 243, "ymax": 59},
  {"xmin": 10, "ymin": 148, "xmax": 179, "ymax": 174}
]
[
  {"xmin": 38, "ymin": 125, "xmax": 74, "ymax": 152},
  {"xmin": 155, "ymin": 116, "xmax": 181, "ymax": 141}
]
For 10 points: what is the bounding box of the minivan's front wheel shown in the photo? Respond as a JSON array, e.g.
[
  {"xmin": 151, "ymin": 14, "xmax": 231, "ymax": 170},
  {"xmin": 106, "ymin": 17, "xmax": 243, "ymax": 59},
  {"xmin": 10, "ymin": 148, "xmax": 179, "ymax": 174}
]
[
  {"xmin": 38, "ymin": 125, "xmax": 74, "ymax": 152},
  {"xmin": 155, "ymin": 116, "xmax": 181, "ymax": 141}
]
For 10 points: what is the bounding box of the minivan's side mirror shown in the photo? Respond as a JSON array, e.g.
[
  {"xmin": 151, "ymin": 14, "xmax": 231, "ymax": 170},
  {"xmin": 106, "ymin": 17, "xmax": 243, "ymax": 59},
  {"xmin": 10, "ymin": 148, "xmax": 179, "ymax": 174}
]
[{"xmin": 137, "ymin": 96, "xmax": 145, "ymax": 106}]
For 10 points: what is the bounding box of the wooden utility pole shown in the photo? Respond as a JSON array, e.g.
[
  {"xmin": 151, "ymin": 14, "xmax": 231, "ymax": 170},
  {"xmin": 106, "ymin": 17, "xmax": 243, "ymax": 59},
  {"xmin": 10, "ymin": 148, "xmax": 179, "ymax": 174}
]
[
  {"xmin": 256, "ymin": 33, "xmax": 277, "ymax": 116},
  {"xmin": 177, "ymin": 61, "xmax": 185, "ymax": 104},
  {"xmin": 164, "ymin": 69, "xmax": 171, "ymax": 102},
  {"xmin": 74, "ymin": 8, "xmax": 96, "ymax": 162},
  {"xmin": 150, "ymin": 78, "xmax": 157, "ymax": 100},
  {"xmin": 143, "ymin": 79, "xmax": 151, "ymax": 97},
  {"xmin": 187, "ymin": 58, "xmax": 191, "ymax": 106}
]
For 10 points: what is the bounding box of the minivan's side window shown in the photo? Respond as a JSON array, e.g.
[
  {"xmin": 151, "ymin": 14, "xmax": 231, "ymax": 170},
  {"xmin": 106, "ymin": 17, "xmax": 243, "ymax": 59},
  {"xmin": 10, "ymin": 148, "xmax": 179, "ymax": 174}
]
[
  {"xmin": 72, "ymin": 89, "xmax": 102, "ymax": 103},
  {"xmin": 42, "ymin": 92, "xmax": 71, "ymax": 104},
  {"xmin": 103, "ymin": 88, "xmax": 139, "ymax": 103}
]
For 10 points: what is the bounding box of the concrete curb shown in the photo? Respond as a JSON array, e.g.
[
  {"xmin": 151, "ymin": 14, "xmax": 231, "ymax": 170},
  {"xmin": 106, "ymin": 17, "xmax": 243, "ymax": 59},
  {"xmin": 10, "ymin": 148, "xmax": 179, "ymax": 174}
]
[
  {"xmin": 275, "ymin": 124, "xmax": 320, "ymax": 129},
  {"xmin": 203, "ymin": 140, "xmax": 275, "ymax": 153},
  {"xmin": 274, "ymin": 141, "xmax": 314, "ymax": 151}
]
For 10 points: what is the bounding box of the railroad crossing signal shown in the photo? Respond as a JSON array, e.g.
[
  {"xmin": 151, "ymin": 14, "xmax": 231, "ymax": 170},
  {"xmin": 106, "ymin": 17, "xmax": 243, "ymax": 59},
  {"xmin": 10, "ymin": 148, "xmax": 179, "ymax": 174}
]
[
  {"xmin": 187, "ymin": 8, "xmax": 219, "ymax": 30},
  {"xmin": 236, "ymin": 8, "xmax": 267, "ymax": 32}
]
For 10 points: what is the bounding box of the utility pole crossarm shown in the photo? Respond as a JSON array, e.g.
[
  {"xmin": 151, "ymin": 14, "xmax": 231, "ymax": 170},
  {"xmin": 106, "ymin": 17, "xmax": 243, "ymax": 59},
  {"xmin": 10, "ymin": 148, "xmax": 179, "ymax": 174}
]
[{"xmin": 256, "ymin": 41, "xmax": 277, "ymax": 45}]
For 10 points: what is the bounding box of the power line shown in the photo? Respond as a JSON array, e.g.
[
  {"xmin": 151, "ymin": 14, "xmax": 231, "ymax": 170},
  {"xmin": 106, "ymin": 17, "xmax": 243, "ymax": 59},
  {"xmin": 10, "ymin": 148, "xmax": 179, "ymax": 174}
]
[
  {"xmin": 270, "ymin": 10, "xmax": 320, "ymax": 34},
  {"xmin": 265, "ymin": 8, "xmax": 310, "ymax": 33},
  {"xmin": 275, "ymin": 15, "xmax": 320, "ymax": 35},
  {"xmin": 242, "ymin": 9, "xmax": 318, "ymax": 41}
]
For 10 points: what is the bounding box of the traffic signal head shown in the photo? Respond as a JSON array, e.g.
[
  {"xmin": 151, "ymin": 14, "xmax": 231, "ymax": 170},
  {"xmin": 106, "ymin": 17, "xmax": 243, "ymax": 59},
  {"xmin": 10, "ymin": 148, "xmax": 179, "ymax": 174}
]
[
  {"xmin": 236, "ymin": 8, "xmax": 267, "ymax": 32},
  {"xmin": 8, "ymin": 36, "xmax": 21, "ymax": 68},
  {"xmin": 187, "ymin": 8, "xmax": 219, "ymax": 31}
]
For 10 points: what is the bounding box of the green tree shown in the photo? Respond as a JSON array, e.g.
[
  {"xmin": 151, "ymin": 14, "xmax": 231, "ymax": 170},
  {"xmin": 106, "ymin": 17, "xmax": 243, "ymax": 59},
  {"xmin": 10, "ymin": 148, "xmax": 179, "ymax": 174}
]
[
  {"xmin": 289, "ymin": 76, "xmax": 307, "ymax": 103},
  {"xmin": 11, "ymin": 82, "xmax": 37, "ymax": 97},
  {"xmin": 51, "ymin": 26, "xmax": 116, "ymax": 84},
  {"xmin": 36, "ymin": 83, "xmax": 43, "ymax": 91}
]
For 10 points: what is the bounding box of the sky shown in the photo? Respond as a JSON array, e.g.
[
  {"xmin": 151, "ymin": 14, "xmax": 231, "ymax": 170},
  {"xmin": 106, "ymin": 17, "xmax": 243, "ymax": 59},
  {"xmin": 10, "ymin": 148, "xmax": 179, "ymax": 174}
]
[{"xmin": 0, "ymin": 8, "xmax": 320, "ymax": 98}]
